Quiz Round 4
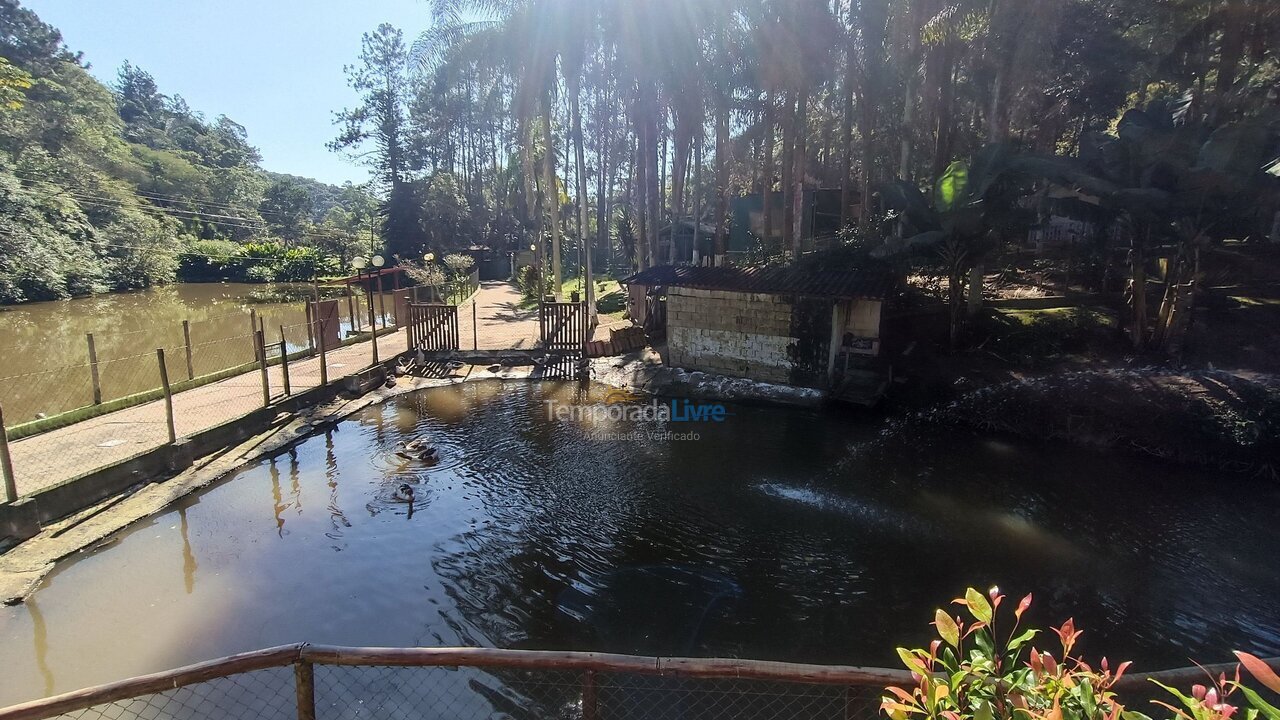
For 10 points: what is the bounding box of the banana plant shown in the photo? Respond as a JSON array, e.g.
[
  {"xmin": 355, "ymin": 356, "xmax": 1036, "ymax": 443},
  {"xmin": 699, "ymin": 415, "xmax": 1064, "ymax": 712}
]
[{"xmin": 873, "ymin": 143, "xmax": 1032, "ymax": 349}]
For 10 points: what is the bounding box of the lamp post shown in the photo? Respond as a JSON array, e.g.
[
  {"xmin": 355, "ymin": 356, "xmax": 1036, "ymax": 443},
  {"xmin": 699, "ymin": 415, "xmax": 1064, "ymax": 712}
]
[
  {"xmin": 421, "ymin": 253, "xmax": 435, "ymax": 302},
  {"xmin": 531, "ymin": 243, "xmax": 542, "ymax": 301},
  {"xmin": 353, "ymin": 255, "xmax": 378, "ymax": 366},
  {"xmin": 372, "ymin": 254, "xmax": 386, "ymax": 333}
]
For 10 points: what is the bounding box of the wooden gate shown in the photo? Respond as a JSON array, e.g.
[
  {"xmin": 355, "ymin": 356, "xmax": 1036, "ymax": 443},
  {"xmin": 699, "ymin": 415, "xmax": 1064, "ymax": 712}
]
[
  {"xmin": 540, "ymin": 301, "xmax": 589, "ymax": 354},
  {"xmin": 407, "ymin": 303, "xmax": 459, "ymax": 352}
]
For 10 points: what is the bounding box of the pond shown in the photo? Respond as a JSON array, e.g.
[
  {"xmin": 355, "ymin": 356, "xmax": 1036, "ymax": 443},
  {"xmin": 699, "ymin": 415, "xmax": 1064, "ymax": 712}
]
[
  {"xmin": 1, "ymin": 381, "xmax": 1278, "ymax": 706},
  {"xmin": 0, "ymin": 283, "xmax": 394, "ymax": 422}
]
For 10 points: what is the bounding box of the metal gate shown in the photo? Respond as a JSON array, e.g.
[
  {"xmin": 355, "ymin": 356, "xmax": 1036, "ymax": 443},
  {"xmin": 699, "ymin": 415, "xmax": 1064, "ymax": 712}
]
[{"xmin": 407, "ymin": 303, "xmax": 459, "ymax": 352}]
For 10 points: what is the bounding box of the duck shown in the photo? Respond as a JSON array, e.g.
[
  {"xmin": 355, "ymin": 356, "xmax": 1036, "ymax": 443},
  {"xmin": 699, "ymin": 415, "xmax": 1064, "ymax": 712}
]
[
  {"xmin": 392, "ymin": 483, "xmax": 415, "ymax": 503},
  {"xmin": 402, "ymin": 437, "xmax": 431, "ymax": 452},
  {"xmin": 396, "ymin": 439, "xmax": 440, "ymax": 464}
]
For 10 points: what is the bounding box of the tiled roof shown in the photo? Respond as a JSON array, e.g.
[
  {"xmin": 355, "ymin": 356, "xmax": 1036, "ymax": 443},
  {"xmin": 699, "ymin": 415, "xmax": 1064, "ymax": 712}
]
[{"xmin": 622, "ymin": 264, "xmax": 893, "ymax": 300}]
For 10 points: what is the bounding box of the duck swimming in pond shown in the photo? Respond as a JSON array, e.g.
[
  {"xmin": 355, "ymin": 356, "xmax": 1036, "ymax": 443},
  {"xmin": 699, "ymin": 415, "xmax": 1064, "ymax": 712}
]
[
  {"xmin": 392, "ymin": 483, "xmax": 415, "ymax": 503},
  {"xmin": 396, "ymin": 438, "xmax": 440, "ymax": 464}
]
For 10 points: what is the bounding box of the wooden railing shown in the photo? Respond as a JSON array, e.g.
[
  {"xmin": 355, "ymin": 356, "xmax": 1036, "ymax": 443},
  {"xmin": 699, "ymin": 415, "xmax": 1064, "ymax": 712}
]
[
  {"xmin": 406, "ymin": 303, "xmax": 460, "ymax": 353},
  {"xmin": 1, "ymin": 645, "xmax": 1276, "ymax": 720}
]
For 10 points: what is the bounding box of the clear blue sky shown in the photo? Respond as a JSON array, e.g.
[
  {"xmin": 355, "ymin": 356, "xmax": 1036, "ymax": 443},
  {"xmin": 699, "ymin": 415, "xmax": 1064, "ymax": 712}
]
[{"xmin": 25, "ymin": 0, "xmax": 433, "ymax": 186}]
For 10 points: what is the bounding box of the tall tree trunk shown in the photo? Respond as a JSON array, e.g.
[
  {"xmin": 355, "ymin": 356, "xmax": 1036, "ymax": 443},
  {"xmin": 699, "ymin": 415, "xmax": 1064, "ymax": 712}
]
[
  {"xmin": 645, "ymin": 95, "xmax": 661, "ymax": 270},
  {"xmin": 781, "ymin": 91, "xmax": 796, "ymax": 253},
  {"xmin": 633, "ymin": 116, "xmax": 648, "ymax": 270},
  {"xmin": 670, "ymin": 110, "xmax": 694, "ymax": 265},
  {"xmin": 1211, "ymin": 0, "xmax": 1246, "ymax": 123},
  {"xmin": 932, "ymin": 41, "xmax": 957, "ymax": 178},
  {"xmin": 841, "ymin": 2, "xmax": 857, "ymax": 228},
  {"xmin": 692, "ymin": 130, "xmax": 703, "ymax": 265},
  {"xmin": 1131, "ymin": 231, "xmax": 1148, "ymax": 350},
  {"xmin": 542, "ymin": 108, "xmax": 562, "ymax": 291},
  {"xmin": 899, "ymin": 0, "xmax": 921, "ymax": 182},
  {"xmin": 520, "ymin": 115, "xmax": 539, "ymax": 283},
  {"xmin": 713, "ymin": 97, "xmax": 730, "ymax": 265},
  {"xmin": 570, "ymin": 75, "xmax": 593, "ymax": 316},
  {"xmin": 792, "ymin": 84, "xmax": 809, "ymax": 256},
  {"xmin": 762, "ymin": 95, "xmax": 775, "ymax": 250}
]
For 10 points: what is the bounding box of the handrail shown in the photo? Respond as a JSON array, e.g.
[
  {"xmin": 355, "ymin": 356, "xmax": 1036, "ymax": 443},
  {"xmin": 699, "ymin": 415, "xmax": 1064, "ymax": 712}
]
[
  {"xmin": 298, "ymin": 645, "xmax": 915, "ymax": 685},
  {"xmin": 0, "ymin": 644, "xmax": 305, "ymax": 720},
  {"xmin": 0, "ymin": 645, "xmax": 1276, "ymax": 720}
]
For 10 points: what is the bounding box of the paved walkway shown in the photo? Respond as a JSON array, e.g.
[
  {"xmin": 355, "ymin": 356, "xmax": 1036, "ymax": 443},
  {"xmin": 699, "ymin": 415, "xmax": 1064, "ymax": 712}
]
[
  {"xmin": 6, "ymin": 282, "xmax": 550, "ymax": 500},
  {"xmin": 7, "ymin": 328, "xmax": 409, "ymax": 499},
  {"xmin": 457, "ymin": 281, "xmax": 542, "ymax": 350}
]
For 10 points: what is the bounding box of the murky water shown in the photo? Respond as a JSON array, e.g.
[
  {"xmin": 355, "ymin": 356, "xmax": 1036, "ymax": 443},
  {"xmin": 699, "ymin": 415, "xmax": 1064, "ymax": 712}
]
[
  {"xmin": 0, "ymin": 283, "xmax": 395, "ymax": 422},
  {"xmin": 1, "ymin": 381, "xmax": 1278, "ymax": 706}
]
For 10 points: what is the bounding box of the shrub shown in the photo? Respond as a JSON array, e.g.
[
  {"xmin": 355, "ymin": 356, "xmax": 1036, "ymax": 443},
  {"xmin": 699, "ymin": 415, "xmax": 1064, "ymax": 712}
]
[
  {"xmin": 884, "ymin": 588, "xmax": 1280, "ymax": 720},
  {"xmin": 443, "ymin": 252, "xmax": 475, "ymax": 279},
  {"xmin": 178, "ymin": 238, "xmax": 241, "ymax": 282}
]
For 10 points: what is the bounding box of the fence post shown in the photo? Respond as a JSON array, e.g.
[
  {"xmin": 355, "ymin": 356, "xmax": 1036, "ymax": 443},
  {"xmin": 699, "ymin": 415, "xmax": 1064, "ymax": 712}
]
[
  {"xmin": 294, "ymin": 661, "xmax": 316, "ymax": 720},
  {"xmin": 0, "ymin": 402, "xmax": 17, "ymax": 503},
  {"xmin": 472, "ymin": 299, "xmax": 478, "ymax": 350},
  {"xmin": 582, "ymin": 670, "xmax": 598, "ymax": 720},
  {"xmin": 279, "ymin": 327, "xmax": 291, "ymax": 396},
  {"xmin": 86, "ymin": 333, "xmax": 102, "ymax": 405},
  {"xmin": 249, "ymin": 310, "xmax": 259, "ymax": 361},
  {"xmin": 182, "ymin": 320, "xmax": 194, "ymax": 381},
  {"xmin": 317, "ymin": 318, "xmax": 328, "ymax": 386},
  {"xmin": 304, "ymin": 303, "xmax": 315, "ymax": 352},
  {"xmin": 157, "ymin": 349, "xmax": 177, "ymax": 445},
  {"xmin": 368, "ymin": 289, "xmax": 380, "ymax": 367},
  {"xmin": 347, "ymin": 291, "xmax": 358, "ymax": 333},
  {"xmin": 256, "ymin": 330, "xmax": 270, "ymax": 407}
]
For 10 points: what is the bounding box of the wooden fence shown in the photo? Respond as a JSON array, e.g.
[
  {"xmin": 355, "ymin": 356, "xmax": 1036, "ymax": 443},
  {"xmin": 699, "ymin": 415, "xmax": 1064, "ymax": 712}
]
[
  {"xmin": 406, "ymin": 303, "xmax": 460, "ymax": 353},
  {"xmin": 540, "ymin": 301, "xmax": 590, "ymax": 354}
]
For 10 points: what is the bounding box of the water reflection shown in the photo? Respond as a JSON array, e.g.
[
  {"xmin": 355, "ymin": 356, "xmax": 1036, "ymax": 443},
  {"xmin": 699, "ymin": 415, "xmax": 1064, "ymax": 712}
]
[
  {"xmin": 1, "ymin": 381, "xmax": 1278, "ymax": 707},
  {"xmin": 26, "ymin": 597, "xmax": 54, "ymax": 697},
  {"xmin": 179, "ymin": 507, "xmax": 197, "ymax": 595}
]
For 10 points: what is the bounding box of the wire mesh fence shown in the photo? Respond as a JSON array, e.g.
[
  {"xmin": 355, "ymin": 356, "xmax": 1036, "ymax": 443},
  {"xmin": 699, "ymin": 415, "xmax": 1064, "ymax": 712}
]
[
  {"xmin": 0, "ymin": 278, "xmax": 594, "ymax": 505},
  {"xmin": 0, "ymin": 290, "xmax": 416, "ymax": 503},
  {"xmin": 1, "ymin": 644, "xmax": 1258, "ymax": 720},
  {"xmin": 5, "ymin": 648, "xmax": 894, "ymax": 720}
]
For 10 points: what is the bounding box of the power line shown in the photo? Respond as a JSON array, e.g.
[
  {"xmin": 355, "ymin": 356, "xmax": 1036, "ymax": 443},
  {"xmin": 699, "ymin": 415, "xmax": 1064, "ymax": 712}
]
[
  {"xmin": 8, "ymin": 168, "xmax": 346, "ymax": 222},
  {"xmin": 10, "ymin": 169, "xmax": 371, "ymax": 234},
  {"xmin": 14, "ymin": 183, "xmax": 364, "ymax": 243}
]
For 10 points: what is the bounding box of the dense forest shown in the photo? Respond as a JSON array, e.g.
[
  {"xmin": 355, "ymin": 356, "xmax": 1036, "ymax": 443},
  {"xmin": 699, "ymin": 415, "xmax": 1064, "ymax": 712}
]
[
  {"xmin": 0, "ymin": 0, "xmax": 377, "ymax": 303},
  {"xmin": 2, "ymin": 0, "xmax": 1279, "ymax": 350},
  {"xmin": 323, "ymin": 0, "xmax": 1279, "ymax": 349}
]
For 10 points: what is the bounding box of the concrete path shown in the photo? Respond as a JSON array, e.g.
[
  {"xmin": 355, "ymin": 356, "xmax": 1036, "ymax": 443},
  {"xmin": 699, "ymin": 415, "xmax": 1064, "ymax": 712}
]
[
  {"xmin": 5, "ymin": 282, "xmax": 548, "ymax": 500},
  {"xmin": 7, "ymin": 328, "xmax": 408, "ymax": 499},
  {"xmin": 456, "ymin": 281, "xmax": 542, "ymax": 350}
]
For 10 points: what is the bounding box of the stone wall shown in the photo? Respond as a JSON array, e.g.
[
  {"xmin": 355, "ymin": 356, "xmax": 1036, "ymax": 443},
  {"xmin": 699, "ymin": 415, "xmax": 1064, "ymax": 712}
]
[{"xmin": 666, "ymin": 287, "xmax": 803, "ymax": 384}]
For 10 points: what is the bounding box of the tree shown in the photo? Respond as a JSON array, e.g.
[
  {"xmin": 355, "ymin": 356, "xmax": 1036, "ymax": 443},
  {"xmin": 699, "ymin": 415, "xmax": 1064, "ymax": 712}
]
[
  {"xmin": 259, "ymin": 178, "xmax": 313, "ymax": 246},
  {"xmin": 331, "ymin": 24, "xmax": 414, "ymax": 254}
]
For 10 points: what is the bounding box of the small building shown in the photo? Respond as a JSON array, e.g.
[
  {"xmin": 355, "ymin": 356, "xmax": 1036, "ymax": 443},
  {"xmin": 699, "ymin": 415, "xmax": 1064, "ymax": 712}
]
[{"xmin": 623, "ymin": 265, "xmax": 893, "ymax": 396}]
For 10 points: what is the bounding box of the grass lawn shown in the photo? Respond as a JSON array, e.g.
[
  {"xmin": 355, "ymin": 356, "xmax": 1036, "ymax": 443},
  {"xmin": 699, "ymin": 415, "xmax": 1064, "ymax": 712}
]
[{"xmin": 553, "ymin": 277, "xmax": 629, "ymax": 320}]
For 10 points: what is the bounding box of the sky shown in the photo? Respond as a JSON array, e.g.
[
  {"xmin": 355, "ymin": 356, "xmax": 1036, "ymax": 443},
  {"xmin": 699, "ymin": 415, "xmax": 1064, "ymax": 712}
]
[{"xmin": 25, "ymin": 0, "xmax": 434, "ymax": 186}]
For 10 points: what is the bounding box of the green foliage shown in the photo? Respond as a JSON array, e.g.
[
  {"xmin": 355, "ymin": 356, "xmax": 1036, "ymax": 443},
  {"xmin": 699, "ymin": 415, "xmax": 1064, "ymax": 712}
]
[
  {"xmin": 442, "ymin": 252, "xmax": 474, "ymax": 277},
  {"xmin": 0, "ymin": 2, "xmax": 373, "ymax": 303},
  {"xmin": 515, "ymin": 263, "xmax": 550, "ymax": 303},
  {"xmin": 886, "ymin": 589, "xmax": 1280, "ymax": 720},
  {"xmin": 935, "ymin": 161, "xmax": 971, "ymax": 213},
  {"xmin": 884, "ymin": 587, "xmax": 1127, "ymax": 720},
  {"xmin": 0, "ymin": 55, "xmax": 31, "ymax": 110}
]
